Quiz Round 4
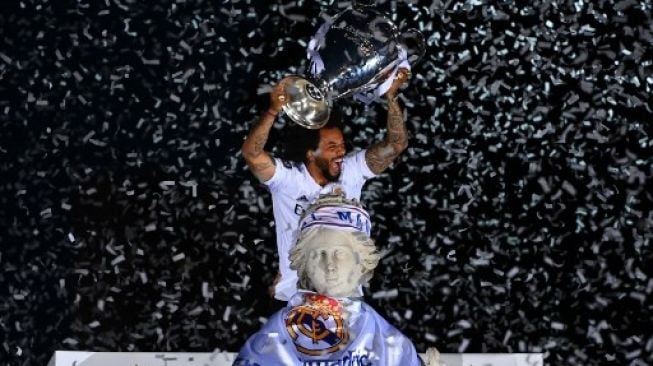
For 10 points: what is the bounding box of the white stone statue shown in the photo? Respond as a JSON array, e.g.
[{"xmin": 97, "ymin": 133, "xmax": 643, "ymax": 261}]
[
  {"xmin": 234, "ymin": 194, "xmax": 441, "ymax": 366},
  {"xmin": 289, "ymin": 227, "xmax": 379, "ymax": 299}
]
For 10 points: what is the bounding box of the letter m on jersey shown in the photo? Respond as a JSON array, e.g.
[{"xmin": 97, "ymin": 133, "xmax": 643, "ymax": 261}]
[{"xmin": 337, "ymin": 211, "xmax": 352, "ymax": 223}]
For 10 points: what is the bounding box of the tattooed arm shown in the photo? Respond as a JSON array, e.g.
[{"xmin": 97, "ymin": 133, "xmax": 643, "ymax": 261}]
[
  {"xmin": 365, "ymin": 69, "xmax": 410, "ymax": 175},
  {"xmin": 241, "ymin": 81, "xmax": 287, "ymax": 181}
]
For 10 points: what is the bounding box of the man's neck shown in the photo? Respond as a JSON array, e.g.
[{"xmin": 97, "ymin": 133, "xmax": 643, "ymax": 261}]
[{"xmin": 305, "ymin": 162, "xmax": 329, "ymax": 186}]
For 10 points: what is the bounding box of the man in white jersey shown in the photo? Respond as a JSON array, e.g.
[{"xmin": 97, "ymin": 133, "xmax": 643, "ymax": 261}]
[{"xmin": 241, "ymin": 69, "xmax": 410, "ymax": 301}]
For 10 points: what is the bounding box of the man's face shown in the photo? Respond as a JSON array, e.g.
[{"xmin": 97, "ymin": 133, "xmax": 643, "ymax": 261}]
[
  {"xmin": 305, "ymin": 230, "xmax": 362, "ymax": 298},
  {"xmin": 313, "ymin": 127, "xmax": 346, "ymax": 182}
]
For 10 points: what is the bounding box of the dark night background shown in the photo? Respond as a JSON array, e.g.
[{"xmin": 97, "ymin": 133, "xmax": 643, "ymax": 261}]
[{"xmin": 1, "ymin": 0, "xmax": 652, "ymax": 365}]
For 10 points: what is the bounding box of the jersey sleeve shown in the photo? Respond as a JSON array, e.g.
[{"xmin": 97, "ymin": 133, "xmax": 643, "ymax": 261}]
[
  {"xmin": 346, "ymin": 149, "xmax": 377, "ymax": 182},
  {"xmin": 261, "ymin": 157, "xmax": 292, "ymax": 191}
]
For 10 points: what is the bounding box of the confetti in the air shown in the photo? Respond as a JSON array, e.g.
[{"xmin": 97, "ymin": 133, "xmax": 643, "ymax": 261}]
[{"xmin": 0, "ymin": 1, "xmax": 651, "ymax": 366}]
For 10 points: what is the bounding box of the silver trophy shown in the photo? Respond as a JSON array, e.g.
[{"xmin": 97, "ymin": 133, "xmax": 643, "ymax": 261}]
[{"xmin": 281, "ymin": 1, "xmax": 425, "ymax": 129}]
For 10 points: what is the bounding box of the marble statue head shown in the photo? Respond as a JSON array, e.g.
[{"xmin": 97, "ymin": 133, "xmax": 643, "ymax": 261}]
[{"xmin": 289, "ymin": 194, "xmax": 381, "ymax": 298}]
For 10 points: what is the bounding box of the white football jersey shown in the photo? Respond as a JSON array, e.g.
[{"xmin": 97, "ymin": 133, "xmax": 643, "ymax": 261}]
[{"xmin": 263, "ymin": 149, "xmax": 375, "ymax": 301}]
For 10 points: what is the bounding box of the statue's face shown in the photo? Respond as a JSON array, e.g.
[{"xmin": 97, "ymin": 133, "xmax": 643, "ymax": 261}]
[{"xmin": 304, "ymin": 230, "xmax": 363, "ymax": 298}]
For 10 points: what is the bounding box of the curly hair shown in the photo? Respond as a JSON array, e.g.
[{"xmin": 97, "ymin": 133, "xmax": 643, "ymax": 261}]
[
  {"xmin": 280, "ymin": 107, "xmax": 345, "ymax": 164},
  {"xmin": 289, "ymin": 227, "xmax": 381, "ymax": 292}
]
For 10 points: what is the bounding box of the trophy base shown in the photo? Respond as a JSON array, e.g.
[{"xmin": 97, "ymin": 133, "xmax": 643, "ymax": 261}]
[{"xmin": 281, "ymin": 76, "xmax": 330, "ymax": 129}]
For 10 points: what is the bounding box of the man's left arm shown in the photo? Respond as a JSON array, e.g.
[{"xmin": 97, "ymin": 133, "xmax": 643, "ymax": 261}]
[{"xmin": 365, "ymin": 69, "xmax": 410, "ymax": 175}]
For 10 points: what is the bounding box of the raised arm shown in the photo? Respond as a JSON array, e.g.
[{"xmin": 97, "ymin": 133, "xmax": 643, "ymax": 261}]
[
  {"xmin": 241, "ymin": 81, "xmax": 287, "ymax": 182},
  {"xmin": 365, "ymin": 69, "xmax": 410, "ymax": 175}
]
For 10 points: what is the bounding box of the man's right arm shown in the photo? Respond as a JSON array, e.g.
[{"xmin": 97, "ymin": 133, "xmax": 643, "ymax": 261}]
[
  {"xmin": 241, "ymin": 82, "xmax": 287, "ymax": 182},
  {"xmin": 241, "ymin": 109, "xmax": 278, "ymax": 182}
]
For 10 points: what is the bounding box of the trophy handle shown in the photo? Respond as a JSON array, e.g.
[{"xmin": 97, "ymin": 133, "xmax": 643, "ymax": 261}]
[{"xmin": 398, "ymin": 28, "xmax": 426, "ymax": 65}]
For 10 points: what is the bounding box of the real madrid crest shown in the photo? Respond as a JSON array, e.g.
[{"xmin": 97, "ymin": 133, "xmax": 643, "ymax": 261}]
[{"xmin": 285, "ymin": 293, "xmax": 349, "ymax": 356}]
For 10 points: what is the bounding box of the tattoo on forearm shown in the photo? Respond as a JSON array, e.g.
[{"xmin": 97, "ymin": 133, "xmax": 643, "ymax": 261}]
[
  {"xmin": 242, "ymin": 112, "xmax": 278, "ymax": 179},
  {"xmin": 365, "ymin": 100, "xmax": 408, "ymax": 174},
  {"xmin": 252, "ymin": 133, "xmax": 268, "ymax": 155},
  {"xmin": 387, "ymin": 100, "xmax": 407, "ymax": 148},
  {"xmin": 244, "ymin": 113, "xmax": 274, "ymax": 158}
]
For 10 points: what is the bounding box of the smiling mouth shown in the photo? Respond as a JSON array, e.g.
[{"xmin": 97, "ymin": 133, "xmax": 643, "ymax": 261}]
[{"xmin": 331, "ymin": 158, "xmax": 343, "ymax": 171}]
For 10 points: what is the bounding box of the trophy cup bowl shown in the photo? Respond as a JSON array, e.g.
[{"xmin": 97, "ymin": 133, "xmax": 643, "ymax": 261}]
[
  {"xmin": 281, "ymin": 3, "xmax": 425, "ymax": 129},
  {"xmin": 281, "ymin": 76, "xmax": 330, "ymax": 129}
]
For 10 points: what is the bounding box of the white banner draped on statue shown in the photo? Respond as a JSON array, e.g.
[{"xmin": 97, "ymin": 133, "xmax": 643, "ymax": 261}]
[{"xmin": 234, "ymin": 292, "xmax": 422, "ymax": 366}]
